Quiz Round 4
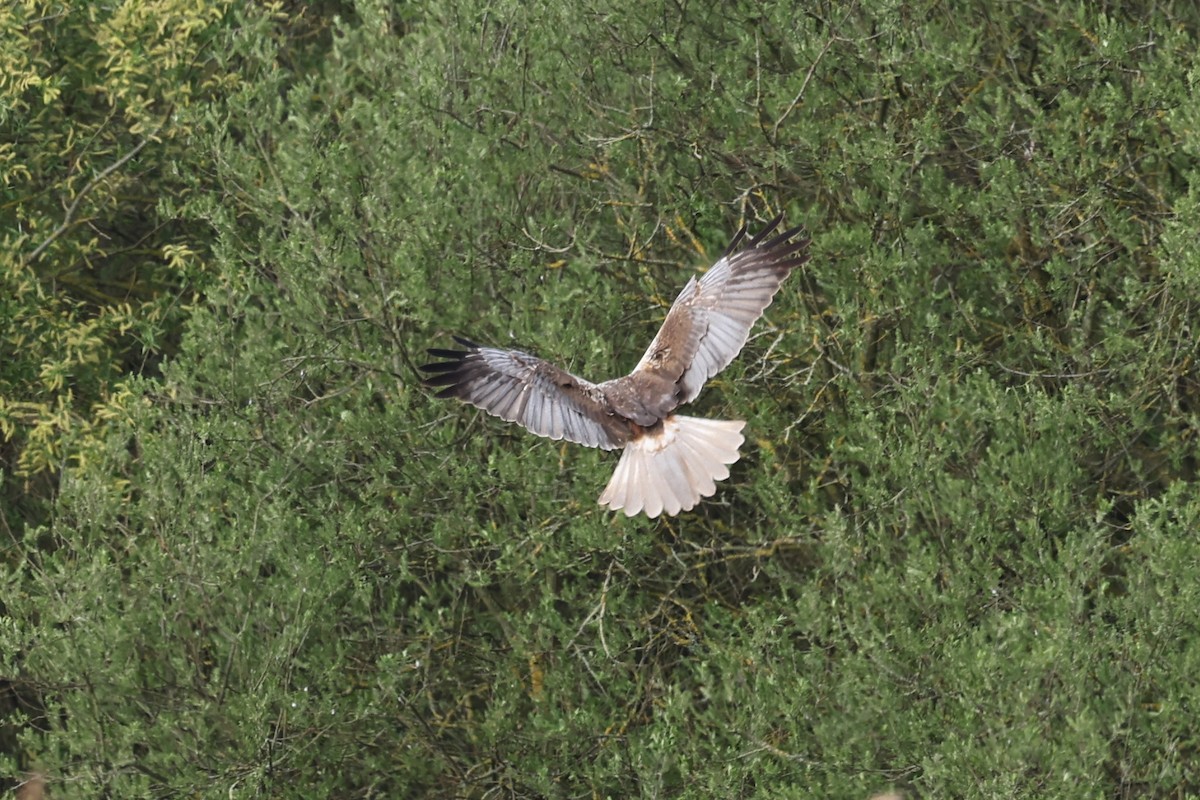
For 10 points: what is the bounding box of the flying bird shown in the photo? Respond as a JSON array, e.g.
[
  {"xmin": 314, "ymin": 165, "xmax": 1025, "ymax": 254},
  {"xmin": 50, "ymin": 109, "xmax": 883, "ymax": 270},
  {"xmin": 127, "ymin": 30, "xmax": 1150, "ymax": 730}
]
[{"xmin": 420, "ymin": 215, "xmax": 811, "ymax": 518}]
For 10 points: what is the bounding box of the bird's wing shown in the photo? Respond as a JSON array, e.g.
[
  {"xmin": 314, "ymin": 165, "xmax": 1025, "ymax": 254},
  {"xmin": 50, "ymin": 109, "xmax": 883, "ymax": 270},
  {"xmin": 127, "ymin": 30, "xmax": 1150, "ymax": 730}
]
[
  {"xmin": 631, "ymin": 215, "xmax": 810, "ymax": 405},
  {"xmin": 420, "ymin": 338, "xmax": 629, "ymax": 451}
]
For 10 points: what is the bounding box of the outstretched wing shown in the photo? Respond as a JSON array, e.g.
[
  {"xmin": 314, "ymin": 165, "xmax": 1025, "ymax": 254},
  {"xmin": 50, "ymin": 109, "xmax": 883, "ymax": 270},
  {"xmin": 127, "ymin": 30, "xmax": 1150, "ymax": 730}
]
[
  {"xmin": 631, "ymin": 215, "xmax": 810, "ymax": 405},
  {"xmin": 419, "ymin": 337, "xmax": 629, "ymax": 451}
]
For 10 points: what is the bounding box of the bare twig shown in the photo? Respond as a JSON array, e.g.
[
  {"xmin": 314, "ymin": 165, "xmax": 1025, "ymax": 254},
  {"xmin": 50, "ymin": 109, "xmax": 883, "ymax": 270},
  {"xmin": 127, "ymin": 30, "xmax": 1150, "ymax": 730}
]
[
  {"xmin": 772, "ymin": 35, "xmax": 838, "ymax": 139},
  {"xmin": 25, "ymin": 123, "xmax": 164, "ymax": 265}
]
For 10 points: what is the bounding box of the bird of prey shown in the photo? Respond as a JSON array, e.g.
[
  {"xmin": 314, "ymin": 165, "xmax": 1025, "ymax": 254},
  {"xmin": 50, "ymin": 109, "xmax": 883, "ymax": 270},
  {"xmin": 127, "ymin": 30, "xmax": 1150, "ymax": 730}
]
[{"xmin": 420, "ymin": 215, "xmax": 810, "ymax": 518}]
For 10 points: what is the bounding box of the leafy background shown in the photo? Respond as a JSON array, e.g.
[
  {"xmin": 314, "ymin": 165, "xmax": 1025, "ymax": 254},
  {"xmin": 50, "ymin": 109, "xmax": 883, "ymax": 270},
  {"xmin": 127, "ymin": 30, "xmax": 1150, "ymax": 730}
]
[{"xmin": 2, "ymin": 1, "xmax": 1198, "ymax": 797}]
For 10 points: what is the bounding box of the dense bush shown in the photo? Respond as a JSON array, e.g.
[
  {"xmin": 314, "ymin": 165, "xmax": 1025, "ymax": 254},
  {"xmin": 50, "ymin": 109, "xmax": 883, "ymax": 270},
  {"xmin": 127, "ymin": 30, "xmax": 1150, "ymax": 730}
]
[{"xmin": 3, "ymin": 1, "xmax": 1198, "ymax": 797}]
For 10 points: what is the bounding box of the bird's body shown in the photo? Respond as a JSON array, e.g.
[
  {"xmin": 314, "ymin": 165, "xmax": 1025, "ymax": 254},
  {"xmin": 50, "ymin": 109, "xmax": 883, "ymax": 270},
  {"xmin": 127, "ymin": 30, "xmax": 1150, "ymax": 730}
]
[{"xmin": 420, "ymin": 215, "xmax": 811, "ymax": 517}]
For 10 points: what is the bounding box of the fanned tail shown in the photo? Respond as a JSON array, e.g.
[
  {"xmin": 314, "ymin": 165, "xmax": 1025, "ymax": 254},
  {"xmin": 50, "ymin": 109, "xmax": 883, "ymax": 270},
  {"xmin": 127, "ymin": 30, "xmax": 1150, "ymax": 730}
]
[{"xmin": 598, "ymin": 415, "xmax": 746, "ymax": 518}]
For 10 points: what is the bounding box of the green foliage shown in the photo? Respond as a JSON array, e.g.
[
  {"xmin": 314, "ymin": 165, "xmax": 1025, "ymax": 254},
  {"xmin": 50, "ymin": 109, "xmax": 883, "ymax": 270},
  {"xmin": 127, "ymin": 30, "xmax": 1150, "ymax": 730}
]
[
  {"xmin": 2, "ymin": 1, "xmax": 1199, "ymax": 798},
  {"xmin": 0, "ymin": 0, "xmax": 236, "ymax": 524}
]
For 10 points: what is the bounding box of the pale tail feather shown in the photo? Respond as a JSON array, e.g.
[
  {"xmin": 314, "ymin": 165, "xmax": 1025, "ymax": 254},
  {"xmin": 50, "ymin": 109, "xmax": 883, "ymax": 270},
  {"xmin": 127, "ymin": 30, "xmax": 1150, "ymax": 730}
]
[{"xmin": 598, "ymin": 416, "xmax": 746, "ymax": 518}]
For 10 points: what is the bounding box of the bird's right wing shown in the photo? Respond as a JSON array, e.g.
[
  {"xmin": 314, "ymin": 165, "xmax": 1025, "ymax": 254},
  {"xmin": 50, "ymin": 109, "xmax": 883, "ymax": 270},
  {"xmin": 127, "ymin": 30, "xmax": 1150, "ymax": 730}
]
[
  {"xmin": 420, "ymin": 338, "xmax": 629, "ymax": 451},
  {"xmin": 631, "ymin": 215, "xmax": 810, "ymax": 405}
]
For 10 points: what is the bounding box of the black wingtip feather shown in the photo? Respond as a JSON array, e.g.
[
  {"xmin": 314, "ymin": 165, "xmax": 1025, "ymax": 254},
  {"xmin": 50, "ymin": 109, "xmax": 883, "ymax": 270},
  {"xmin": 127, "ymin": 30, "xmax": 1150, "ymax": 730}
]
[
  {"xmin": 424, "ymin": 347, "xmax": 468, "ymax": 361},
  {"xmin": 720, "ymin": 222, "xmax": 750, "ymax": 260},
  {"xmin": 418, "ymin": 361, "xmax": 462, "ymax": 375},
  {"xmin": 759, "ymin": 224, "xmax": 808, "ymax": 252},
  {"xmin": 420, "ymin": 339, "xmax": 478, "ymax": 390},
  {"xmin": 720, "ymin": 214, "xmax": 798, "ymax": 260},
  {"xmin": 423, "ymin": 372, "xmax": 463, "ymax": 387},
  {"xmin": 766, "ymin": 238, "xmax": 812, "ymax": 269},
  {"xmin": 746, "ymin": 213, "xmax": 785, "ymax": 247}
]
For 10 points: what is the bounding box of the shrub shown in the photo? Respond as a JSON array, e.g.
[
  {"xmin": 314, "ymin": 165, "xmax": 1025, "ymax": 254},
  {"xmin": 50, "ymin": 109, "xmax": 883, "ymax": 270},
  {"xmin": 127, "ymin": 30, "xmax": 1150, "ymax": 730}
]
[{"xmin": 3, "ymin": 2, "xmax": 1198, "ymax": 797}]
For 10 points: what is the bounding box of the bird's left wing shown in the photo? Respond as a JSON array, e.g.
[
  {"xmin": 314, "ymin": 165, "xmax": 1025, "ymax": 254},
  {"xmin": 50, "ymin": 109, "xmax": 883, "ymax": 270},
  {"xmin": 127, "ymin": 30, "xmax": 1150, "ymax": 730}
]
[
  {"xmin": 420, "ymin": 338, "xmax": 629, "ymax": 450},
  {"xmin": 631, "ymin": 215, "xmax": 811, "ymax": 404}
]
